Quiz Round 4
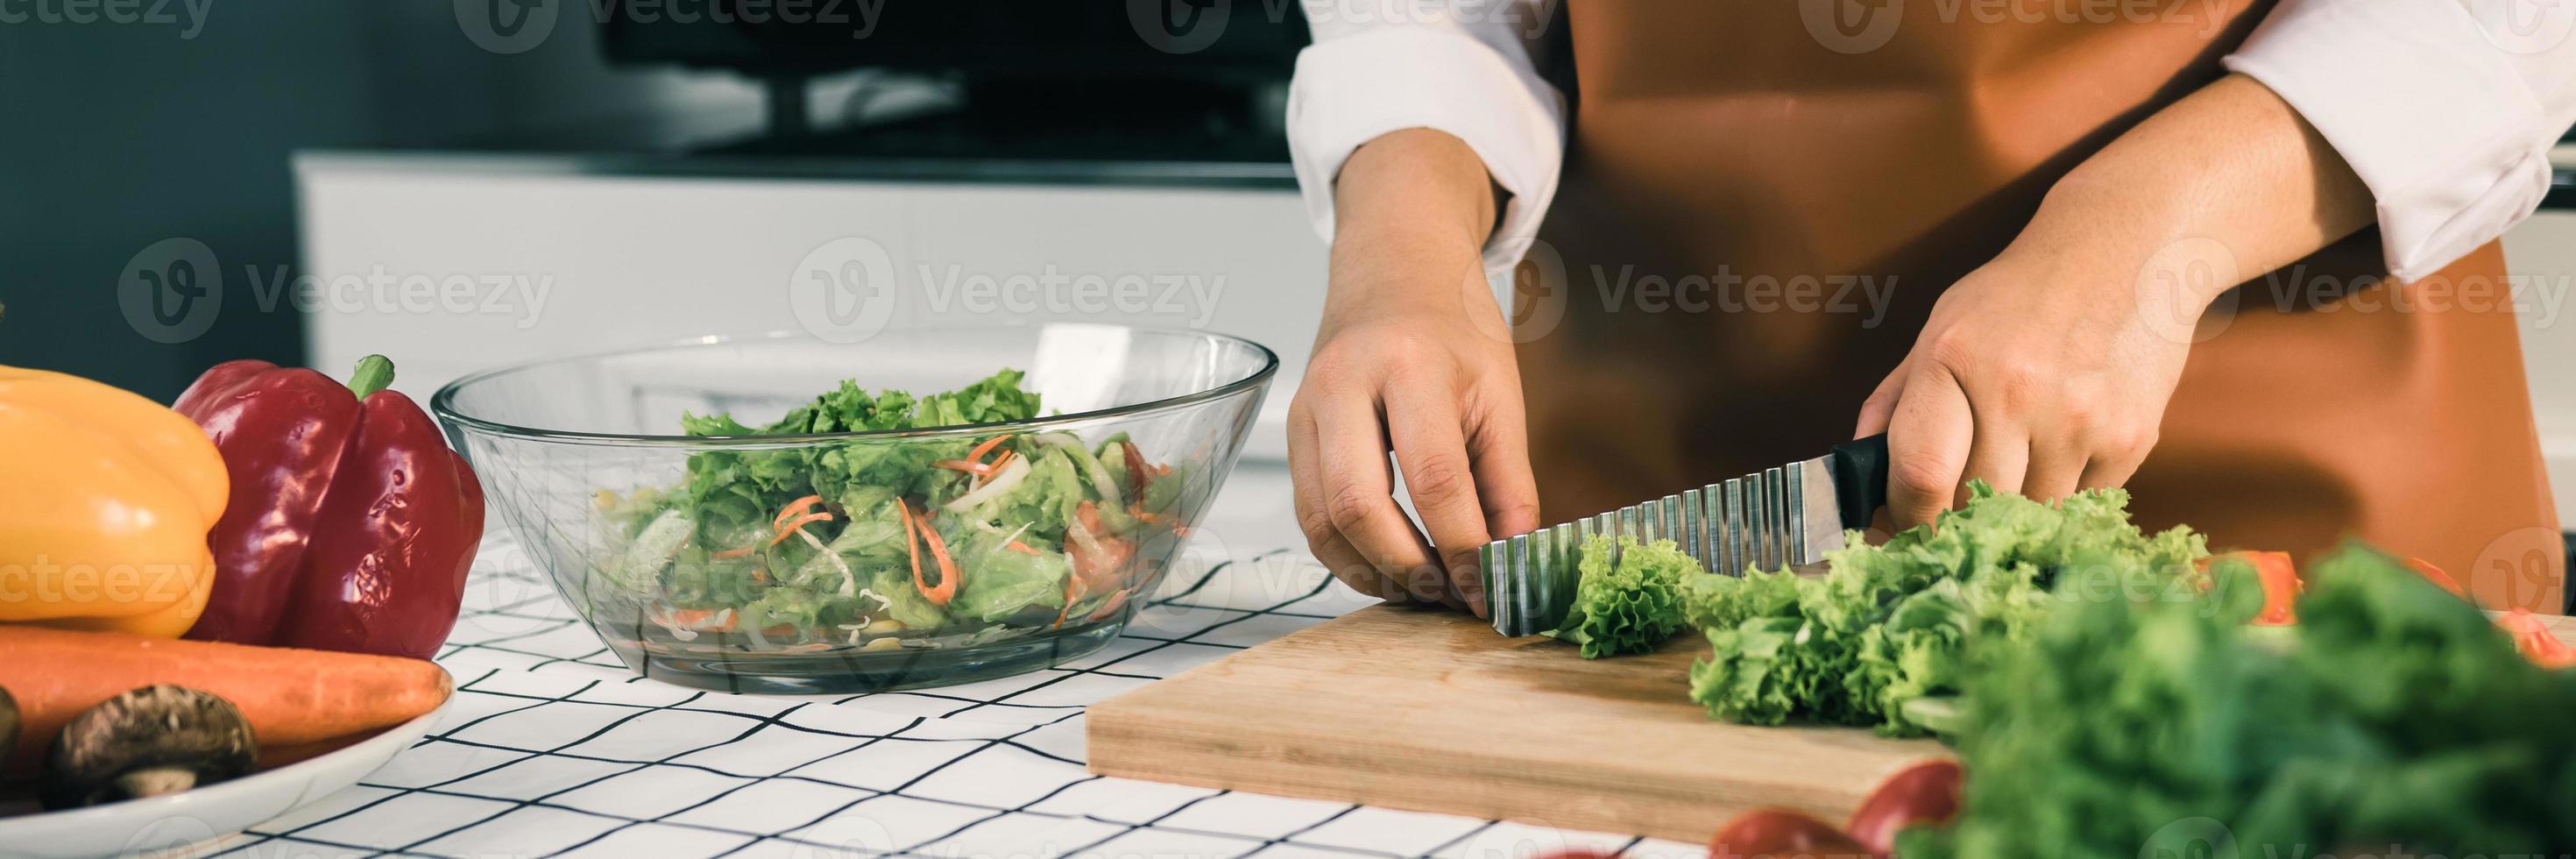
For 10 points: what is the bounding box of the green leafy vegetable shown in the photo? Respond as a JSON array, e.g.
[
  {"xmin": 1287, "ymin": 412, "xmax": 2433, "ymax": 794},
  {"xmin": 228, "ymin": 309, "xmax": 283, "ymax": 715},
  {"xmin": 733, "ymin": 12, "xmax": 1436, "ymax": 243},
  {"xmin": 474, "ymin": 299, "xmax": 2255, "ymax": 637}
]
[
  {"xmin": 1546, "ymin": 535, "xmax": 1702, "ymax": 658},
  {"xmin": 1688, "ymin": 482, "xmax": 2206, "ymax": 735},
  {"xmin": 591, "ymin": 370, "xmax": 1198, "ymax": 650},
  {"xmin": 1900, "ymin": 545, "xmax": 2576, "ymax": 859}
]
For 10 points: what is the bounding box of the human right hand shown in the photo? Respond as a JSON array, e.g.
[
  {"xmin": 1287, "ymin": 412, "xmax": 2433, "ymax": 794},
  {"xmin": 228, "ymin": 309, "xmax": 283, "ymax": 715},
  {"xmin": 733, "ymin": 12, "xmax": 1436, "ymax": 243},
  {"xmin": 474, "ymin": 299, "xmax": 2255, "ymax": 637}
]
[{"xmin": 1287, "ymin": 129, "xmax": 1542, "ymax": 615}]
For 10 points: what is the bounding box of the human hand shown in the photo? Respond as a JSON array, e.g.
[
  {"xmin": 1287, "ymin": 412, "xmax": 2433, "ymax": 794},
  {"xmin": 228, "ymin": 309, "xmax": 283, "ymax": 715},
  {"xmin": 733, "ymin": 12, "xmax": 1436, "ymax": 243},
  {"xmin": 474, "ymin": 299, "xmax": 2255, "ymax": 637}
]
[
  {"xmin": 1854, "ymin": 243, "xmax": 2209, "ymax": 528},
  {"xmin": 1288, "ymin": 262, "xmax": 1539, "ymax": 614}
]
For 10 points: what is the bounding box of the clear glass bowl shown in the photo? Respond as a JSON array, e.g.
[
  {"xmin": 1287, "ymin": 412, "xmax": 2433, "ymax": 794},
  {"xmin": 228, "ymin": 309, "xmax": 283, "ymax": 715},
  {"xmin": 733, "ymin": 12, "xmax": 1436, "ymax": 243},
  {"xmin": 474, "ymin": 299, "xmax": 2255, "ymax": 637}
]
[{"xmin": 432, "ymin": 325, "xmax": 1277, "ymax": 693}]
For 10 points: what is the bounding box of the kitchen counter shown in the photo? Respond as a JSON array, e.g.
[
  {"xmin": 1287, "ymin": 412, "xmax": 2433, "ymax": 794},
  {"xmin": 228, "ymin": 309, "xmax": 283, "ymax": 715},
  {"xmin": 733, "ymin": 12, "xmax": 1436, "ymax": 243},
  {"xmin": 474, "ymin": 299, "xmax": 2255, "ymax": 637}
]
[{"xmin": 209, "ymin": 465, "xmax": 1703, "ymax": 859}]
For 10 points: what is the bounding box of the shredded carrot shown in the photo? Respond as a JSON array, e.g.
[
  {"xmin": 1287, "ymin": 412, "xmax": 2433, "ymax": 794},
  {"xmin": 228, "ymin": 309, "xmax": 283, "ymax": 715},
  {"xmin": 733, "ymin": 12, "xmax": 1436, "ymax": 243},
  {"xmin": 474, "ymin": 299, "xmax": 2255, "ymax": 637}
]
[
  {"xmin": 1129, "ymin": 503, "xmax": 1190, "ymax": 536},
  {"xmin": 1051, "ymin": 574, "xmax": 1082, "ymax": 630},
  {"xmin": 1085, "ymin": 588, "xmax": 1131, "ymax": 622},
  {"xmin": 966, "ymin": 434, "xmax": 1014, "ymax": 464},
  {"xmin": 765, "ymin": 512, "xmax": 834, "ymax": 548},
  {"xmin": 915, "ymin": 511, "xmax": 961, "ymax": 607},
  {"xmin": 1005, "ymin": 540, "xmax": 1044, "ymax": 557},
  {"xmin": 933, "ymin": 459, "xmax": 1003, "ymax": 478},
  {"xmin": 715, "ymin": 493, "xmax": 832, "ymax": 559},
  {"xmin": 665, "ymin": 607, "xmax": 737, "ymax": 632},
  {"xmin": 772, "ymin": 494, "xmax": 824, "ymax": 531},
  {"xmin": 899, "ymin": 500, "xmax": 928, "ymax": 604}
]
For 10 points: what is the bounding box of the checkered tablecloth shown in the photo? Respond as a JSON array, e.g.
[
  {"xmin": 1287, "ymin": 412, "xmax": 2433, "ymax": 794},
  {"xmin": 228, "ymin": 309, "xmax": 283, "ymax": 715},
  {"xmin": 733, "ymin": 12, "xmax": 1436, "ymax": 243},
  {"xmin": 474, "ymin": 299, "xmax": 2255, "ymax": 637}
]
[{"xmin": 200, "ymin": 467, "xmax": 1703, "ymax": 859}]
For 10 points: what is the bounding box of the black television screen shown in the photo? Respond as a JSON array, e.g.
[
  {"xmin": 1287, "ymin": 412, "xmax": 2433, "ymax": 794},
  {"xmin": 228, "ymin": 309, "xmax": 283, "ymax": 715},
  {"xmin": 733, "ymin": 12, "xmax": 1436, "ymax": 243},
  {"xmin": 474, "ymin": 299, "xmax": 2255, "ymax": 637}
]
[{"xmin": 598, "ymin": 1, "xmax": 1309, "ymax": 83}]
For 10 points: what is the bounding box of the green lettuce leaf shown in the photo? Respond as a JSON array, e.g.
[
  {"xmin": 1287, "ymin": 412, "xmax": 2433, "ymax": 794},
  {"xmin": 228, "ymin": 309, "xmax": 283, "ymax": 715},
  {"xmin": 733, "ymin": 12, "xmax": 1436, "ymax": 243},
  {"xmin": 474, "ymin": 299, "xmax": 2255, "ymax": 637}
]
[
  {"xmin": 1901, "ymin": 545, "xmax": 2576, "ymax": 859},
  {"xmin": 1687, "ymin": 482, "xmax": 2206, "ymax": 735},
  {"xmin": 1546, "ymin": 535, "xmax": 1702, "ymax": 658}
]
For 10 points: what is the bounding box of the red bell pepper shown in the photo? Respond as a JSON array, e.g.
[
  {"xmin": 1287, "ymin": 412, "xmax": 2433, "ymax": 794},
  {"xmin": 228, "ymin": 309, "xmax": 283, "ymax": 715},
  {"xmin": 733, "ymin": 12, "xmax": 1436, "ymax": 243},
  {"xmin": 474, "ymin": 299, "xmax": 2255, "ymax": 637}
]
[{"xmin": 174, "ymin": 355, "xmax": 485, "ymax": 658}]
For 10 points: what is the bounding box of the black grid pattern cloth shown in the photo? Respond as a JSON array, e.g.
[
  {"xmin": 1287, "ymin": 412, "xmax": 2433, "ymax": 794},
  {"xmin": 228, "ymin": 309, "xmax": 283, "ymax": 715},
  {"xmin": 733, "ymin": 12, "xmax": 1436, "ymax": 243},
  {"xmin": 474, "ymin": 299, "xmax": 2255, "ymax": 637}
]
[{"xmin": 205, "ymin": 469, "xmax": 1703, "ymax": 859}]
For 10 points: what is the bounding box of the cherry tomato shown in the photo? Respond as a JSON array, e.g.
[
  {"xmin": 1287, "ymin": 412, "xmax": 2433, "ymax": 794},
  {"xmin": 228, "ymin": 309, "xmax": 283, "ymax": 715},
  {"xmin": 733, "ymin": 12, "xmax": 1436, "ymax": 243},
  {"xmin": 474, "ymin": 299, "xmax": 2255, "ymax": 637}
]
[
  {"xmin": 1844, "ymin": 758, "xmax": 1963, "ymax": 855},
  {"xmin": 1706, "ymin": 807, "xmax": 1871, "ymax": 858}
]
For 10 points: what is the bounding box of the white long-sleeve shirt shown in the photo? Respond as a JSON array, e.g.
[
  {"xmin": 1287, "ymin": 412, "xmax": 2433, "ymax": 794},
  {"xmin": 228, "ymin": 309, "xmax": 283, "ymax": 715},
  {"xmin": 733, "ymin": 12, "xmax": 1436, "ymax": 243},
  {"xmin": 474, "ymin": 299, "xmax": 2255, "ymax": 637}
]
[{"xmin": 1285, "ymin": 0, "xmax": 2576, "ymax": 281}]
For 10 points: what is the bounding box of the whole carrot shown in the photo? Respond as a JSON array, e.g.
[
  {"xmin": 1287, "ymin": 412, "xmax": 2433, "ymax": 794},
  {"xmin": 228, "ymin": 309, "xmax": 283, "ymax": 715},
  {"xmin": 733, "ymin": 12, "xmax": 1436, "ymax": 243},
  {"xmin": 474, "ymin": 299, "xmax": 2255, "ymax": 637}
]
[{"xmin": 0, "ymin": 626, "xmax": 450, "ymax": 772}]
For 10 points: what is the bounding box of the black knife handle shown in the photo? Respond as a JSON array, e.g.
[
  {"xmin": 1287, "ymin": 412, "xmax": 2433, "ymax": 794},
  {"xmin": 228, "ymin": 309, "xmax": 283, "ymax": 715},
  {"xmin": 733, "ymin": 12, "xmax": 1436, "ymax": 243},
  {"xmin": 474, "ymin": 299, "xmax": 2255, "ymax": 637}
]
[{"xmin": 1831, "ymin": 434, "xmax": 1891, "ymax": 529}]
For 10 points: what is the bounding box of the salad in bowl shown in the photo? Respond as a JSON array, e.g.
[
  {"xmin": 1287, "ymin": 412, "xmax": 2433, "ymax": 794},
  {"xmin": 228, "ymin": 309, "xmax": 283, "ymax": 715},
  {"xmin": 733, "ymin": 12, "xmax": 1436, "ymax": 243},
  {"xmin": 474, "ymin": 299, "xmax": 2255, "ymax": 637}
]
[{"xmin": 436, "ymin": 326, "xmax": 1276, "ymax": 692}]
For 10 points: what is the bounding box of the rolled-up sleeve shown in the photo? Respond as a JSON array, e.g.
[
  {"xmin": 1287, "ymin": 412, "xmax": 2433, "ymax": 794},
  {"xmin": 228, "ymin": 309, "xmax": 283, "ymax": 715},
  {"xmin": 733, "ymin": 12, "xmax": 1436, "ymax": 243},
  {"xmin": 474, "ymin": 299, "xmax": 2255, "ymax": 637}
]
[
  {"xmin": 1285, "ymin": 0, "xmax": 1567, "ymax": 273},
  {"xmin": 2226, "ymin": 0, "xmax": 2576, "ymax": 281}
]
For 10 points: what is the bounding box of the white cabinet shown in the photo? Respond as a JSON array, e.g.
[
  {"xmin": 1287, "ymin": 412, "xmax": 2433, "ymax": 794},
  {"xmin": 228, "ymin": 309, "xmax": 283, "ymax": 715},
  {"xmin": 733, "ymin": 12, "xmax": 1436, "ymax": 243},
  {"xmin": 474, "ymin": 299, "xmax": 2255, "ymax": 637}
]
[{"xmin": 294, "ymin": 153, "xmax": 1326, "ymax": 459}]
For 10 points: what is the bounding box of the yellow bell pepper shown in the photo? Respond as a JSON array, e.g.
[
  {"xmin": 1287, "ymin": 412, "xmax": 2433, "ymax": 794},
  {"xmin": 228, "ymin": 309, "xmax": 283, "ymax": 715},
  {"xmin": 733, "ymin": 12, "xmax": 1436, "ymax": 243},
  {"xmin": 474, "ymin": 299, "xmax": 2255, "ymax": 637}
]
[{"xmin": 0, "ymin": 366, "xmax": 227, "ymax": 637}]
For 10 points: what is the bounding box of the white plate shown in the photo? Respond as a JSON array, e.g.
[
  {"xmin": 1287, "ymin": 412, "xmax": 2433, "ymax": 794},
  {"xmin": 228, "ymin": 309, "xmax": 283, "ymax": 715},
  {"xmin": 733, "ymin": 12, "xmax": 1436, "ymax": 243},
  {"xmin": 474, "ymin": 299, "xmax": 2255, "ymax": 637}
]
[{"xmin": 0, "ymin": 680, "xmax": 454, "ymax": 859}]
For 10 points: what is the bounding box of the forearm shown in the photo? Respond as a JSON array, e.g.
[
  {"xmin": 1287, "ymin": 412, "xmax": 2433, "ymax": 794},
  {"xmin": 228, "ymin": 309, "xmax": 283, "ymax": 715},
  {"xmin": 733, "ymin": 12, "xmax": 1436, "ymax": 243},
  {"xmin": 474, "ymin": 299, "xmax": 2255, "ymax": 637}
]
[
  {"xmin": 2010, "ymin": 73, "xmax": 2376, "ymax": 312},
  {"xmin": 1327, "ymin": 129, "xmax": 1504, "ymax": 314}
]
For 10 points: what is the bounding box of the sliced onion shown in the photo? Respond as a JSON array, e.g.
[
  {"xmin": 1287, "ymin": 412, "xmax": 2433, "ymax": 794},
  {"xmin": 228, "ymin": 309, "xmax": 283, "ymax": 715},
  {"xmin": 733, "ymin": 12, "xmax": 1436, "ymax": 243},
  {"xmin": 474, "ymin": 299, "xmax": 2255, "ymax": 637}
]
[{"xmin": 944, "ymin": 451, "xmax": 1032, "ymax": 514}]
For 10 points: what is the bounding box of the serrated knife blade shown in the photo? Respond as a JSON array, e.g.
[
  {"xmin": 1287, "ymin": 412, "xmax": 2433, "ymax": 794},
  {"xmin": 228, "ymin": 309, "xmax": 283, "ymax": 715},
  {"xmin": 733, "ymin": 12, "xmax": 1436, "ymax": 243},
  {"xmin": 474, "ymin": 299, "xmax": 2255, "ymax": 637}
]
[{"xmin": 1477, "ymin": 434, "xmax": 1892, "ymax": 636}]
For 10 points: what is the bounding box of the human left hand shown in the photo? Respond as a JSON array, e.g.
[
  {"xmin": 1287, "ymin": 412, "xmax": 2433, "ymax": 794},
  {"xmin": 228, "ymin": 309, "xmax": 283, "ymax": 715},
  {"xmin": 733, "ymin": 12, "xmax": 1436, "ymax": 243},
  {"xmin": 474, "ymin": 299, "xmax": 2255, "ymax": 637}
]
[{"xmin": 1853, "ymin": 243, "xmax": 2206, "ymax": 529}]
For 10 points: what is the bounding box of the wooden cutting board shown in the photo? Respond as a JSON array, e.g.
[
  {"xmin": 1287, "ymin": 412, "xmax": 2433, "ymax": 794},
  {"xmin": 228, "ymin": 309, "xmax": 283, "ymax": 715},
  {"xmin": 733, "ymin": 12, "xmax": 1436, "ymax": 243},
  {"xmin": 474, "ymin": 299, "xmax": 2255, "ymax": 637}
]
[
  {"xmin": 1089, "ymin": 604, "xmax": 2576, "ymax": 841},
  {"xmin": 1085, "ymin": 605, "xmax": 1942, "ymax": 841}
]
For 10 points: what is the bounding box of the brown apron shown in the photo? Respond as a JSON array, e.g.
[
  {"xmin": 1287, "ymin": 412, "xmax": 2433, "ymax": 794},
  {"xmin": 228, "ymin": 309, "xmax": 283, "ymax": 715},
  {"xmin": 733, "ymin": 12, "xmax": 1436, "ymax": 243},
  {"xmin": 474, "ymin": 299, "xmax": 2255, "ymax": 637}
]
[{"xmin": 1516, "ymin": 0, "xmax": 2566, "ymax": 612}]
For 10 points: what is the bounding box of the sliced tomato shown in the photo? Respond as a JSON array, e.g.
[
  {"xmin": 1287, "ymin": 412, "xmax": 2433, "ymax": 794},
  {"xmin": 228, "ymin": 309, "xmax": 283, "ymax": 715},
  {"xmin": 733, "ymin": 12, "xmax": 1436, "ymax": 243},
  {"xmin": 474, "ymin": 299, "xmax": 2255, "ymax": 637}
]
[
  {"xmin": 2498, "ymin": 609, "xmax": 2576, "ymax": 670},
  {"xmin": 2198, "ymin": 550, "xmax": 2301, "ymax": 626},
  {"xmin": 2404, "ymin": 557, "xmax": 2471, "ymax": 600},
  {"xmin": 1118, "ymin": 438, "xmax": 1153, "ymax": 504},
  {"xmin": 1068, "ymin": 500, "xmax": 1137, "ymax": 594}
]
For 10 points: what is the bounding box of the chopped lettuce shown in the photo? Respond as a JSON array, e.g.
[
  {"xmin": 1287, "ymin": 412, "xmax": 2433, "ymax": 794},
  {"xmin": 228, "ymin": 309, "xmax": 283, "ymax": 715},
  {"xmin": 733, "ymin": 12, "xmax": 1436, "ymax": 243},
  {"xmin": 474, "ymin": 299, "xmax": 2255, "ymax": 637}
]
[
  {"xmin": 1546, "ymin": 535, "xmax": 1702, "ymax": 658},
  {"xmin": 1900, "ymin": 546, "xmax": 2576, "ymax": 859},
  {"xmin": 1688, "ymin": 482, "xmax": 2206, "ymax": 735},
  {"xmin": 591, "ymin": 369, "xmax": 1195, "ymax": 650}
]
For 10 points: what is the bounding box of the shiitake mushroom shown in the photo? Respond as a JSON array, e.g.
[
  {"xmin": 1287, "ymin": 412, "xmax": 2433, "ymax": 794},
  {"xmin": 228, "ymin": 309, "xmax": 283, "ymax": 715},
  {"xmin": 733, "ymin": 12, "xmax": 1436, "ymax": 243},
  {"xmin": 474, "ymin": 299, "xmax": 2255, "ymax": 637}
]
[{"xmin": 40, "ymin": 685, "xmax": 256, "ymax": 809}]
